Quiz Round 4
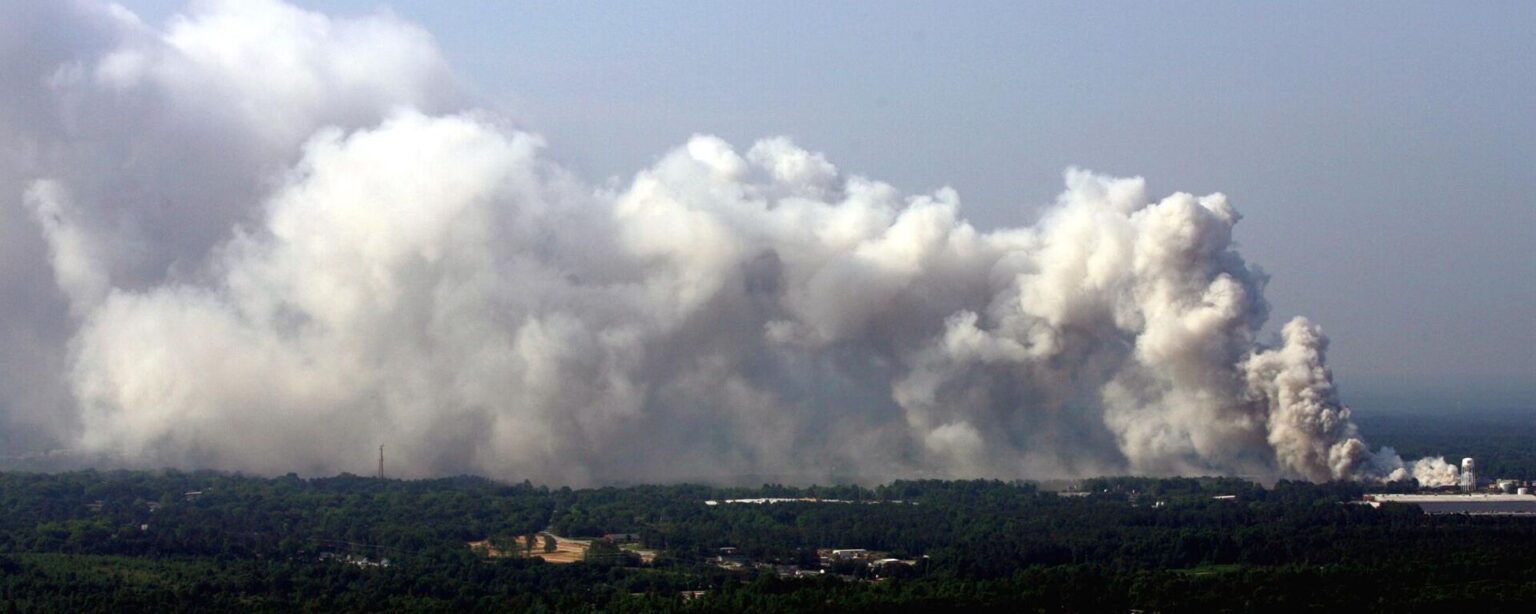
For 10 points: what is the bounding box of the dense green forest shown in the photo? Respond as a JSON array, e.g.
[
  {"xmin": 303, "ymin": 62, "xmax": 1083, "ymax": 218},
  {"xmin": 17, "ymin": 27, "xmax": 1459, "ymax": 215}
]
[
  {"xmin": 0, "ymin": 410, "xmax": 1529, "ymax": 611},
  {"xmin": 2, "ymin": 467, "xmax": 1534, "ymax": 612}
]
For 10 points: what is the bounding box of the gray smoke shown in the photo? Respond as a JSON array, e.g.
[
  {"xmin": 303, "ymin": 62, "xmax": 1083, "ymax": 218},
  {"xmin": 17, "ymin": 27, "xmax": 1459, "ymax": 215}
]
[{"xmin": 1, "ymin": 0, "xmax": 1457, "ymax": 486}]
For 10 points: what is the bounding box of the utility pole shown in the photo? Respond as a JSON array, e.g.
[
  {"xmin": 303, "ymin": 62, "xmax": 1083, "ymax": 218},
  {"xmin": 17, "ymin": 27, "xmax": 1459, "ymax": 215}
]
[{"xmin": 378, "ymin": 444, "xmax": 384, "ymax": 479}]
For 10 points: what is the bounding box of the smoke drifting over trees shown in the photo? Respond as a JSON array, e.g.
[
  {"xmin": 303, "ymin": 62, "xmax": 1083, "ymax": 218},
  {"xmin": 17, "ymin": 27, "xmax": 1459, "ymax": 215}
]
[{"xmin": 0, "ymin": 0, "xmax": 1455, "ymax": 486}]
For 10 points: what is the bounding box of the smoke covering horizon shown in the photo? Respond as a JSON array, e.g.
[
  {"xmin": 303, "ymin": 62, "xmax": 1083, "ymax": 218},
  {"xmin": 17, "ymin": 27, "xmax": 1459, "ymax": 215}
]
[{"xmin": 0, "ymin": 0, "xmax": 1460, "ymax": 486}]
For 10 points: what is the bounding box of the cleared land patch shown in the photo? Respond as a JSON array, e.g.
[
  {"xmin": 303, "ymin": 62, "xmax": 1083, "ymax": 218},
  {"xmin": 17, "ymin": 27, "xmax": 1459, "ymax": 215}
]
[
  {"xmin": 470, "ymin": 534, "xmax": 635, "ymax": 564},
  {"xmin": 534, "ymin": 532, "xmax": 590, "ymax": 563}
]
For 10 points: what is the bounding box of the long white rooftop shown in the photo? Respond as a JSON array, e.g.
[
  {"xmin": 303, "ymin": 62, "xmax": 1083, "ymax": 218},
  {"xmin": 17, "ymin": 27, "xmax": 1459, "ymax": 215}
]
[
  {"xmin": 1362, "ymin": 493, "xmax": 1536, "ymax": 514},
  {"xmin": 1365, "ymin": 494, "xmax": 1536, "ymax": 503}
]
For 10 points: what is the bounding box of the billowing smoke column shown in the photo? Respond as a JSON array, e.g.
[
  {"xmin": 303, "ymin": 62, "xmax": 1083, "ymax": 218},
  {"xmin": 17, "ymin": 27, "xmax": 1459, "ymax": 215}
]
[{"xmin": 0, "ymin": 0, "xmax": 1459, "ymax": 486}]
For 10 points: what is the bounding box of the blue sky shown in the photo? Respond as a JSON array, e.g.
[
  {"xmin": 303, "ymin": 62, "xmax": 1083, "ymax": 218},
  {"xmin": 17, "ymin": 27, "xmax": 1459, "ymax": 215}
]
[{"xmin": 119, "ymin": 0, "xmax": 1534, "ymax": 410}]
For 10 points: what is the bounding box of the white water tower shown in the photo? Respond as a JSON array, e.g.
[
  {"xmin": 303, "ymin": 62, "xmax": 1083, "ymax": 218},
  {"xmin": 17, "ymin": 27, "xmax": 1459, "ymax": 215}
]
[{"xmin": 1460, "ymin": 457, "xmax": 1476, "ymax": 492}]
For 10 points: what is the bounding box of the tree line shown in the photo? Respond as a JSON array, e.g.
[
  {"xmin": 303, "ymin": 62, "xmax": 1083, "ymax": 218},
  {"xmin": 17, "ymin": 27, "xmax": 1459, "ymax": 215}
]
[{"xmin": 1, "ymin": 469, "xmax": 1533, "ymax": 611}]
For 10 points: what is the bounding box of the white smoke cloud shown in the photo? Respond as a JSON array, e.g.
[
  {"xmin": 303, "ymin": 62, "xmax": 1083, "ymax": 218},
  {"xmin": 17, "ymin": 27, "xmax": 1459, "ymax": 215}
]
[
  {"xmin": 0, "ymin": 0, "xmax": 455, "ymax": 451},
  {"xmin": 0, "ymin": 0, "xmax": 1454, "ymax": 484},
  {"xmin": 1408, "ymin": 457, "xmax": 1462, "ymax": 487}
]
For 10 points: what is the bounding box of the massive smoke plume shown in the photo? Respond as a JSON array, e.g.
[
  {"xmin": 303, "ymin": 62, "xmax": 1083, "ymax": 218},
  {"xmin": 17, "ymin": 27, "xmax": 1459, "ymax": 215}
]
[{"xmin": 0, "ymin": 0, "xmax": 1457, "ymax": 486}]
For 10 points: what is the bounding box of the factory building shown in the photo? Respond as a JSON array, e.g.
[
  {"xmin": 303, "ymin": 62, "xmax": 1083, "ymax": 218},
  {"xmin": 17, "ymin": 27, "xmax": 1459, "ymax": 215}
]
[
  {"xmin": 1363, "ymin": 493, "xmax": 1536, "ymax": 515},
  {"xmin": 1365, "ymin": 456, "xmax": 1536, "ymax": 515}
]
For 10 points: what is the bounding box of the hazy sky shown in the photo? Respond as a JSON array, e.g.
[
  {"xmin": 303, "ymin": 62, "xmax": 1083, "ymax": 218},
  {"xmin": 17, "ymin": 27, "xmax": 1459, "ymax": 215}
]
[{"xmin": 109, "ymin": 0, "xmax": 1536, "ymax": 409}]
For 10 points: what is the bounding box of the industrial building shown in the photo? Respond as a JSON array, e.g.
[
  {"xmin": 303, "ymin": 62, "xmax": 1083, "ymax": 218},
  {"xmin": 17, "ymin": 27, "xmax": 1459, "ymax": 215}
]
[
  {"xmin": 1363, "ymin": 456, "xmax": 1536, "ymax": 514},
  {"xmin": 1363, "ymin": 493, "xmax": 1536, "ymax": 514}
]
